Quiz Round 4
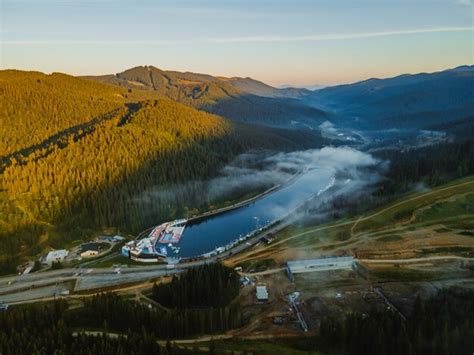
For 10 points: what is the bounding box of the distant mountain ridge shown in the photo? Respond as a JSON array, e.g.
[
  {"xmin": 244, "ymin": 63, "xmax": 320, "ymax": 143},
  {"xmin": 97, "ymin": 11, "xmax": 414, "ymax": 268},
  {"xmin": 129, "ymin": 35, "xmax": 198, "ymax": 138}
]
[
  {"xmin": 310, "ymin": 65, "xmax": 474, "ymax": 130},
  {"xmin": 84, "ymin": 65, "xmax": 310, "ymax": 99}
]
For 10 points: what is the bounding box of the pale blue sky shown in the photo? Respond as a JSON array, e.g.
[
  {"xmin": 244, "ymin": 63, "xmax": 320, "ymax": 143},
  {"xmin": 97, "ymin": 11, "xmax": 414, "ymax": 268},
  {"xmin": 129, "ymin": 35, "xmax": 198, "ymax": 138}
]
[{"xmin": 1, "ymin": 0, "xmax": 473, "ymax": 86}]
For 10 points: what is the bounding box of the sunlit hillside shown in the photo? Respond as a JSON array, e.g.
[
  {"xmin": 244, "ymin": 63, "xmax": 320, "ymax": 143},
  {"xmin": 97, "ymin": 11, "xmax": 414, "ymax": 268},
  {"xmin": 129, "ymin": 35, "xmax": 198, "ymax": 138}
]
[{"xmin": 0, "ymin": 70, "xmax": 323, "ymax": 273}]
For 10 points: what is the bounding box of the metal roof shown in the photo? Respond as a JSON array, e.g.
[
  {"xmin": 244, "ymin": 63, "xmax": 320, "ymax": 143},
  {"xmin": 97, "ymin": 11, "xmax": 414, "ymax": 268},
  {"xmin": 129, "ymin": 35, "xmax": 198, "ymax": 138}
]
[
  {"xmin": 256, "ymin": 285, "xmax": 269, "ymax": 300},
  {"xmin": 287, "ymin": 256, "xmax": 354, "ymax": 269}
]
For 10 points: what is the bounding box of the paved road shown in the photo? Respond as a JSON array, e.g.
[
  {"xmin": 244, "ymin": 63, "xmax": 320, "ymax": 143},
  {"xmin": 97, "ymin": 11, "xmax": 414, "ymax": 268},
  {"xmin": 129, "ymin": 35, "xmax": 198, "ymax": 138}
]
[
  {"xmin": 6, "ymin": 176, "xmax": 456, "ymax": 304},
  {"xmin": 0, "ymin": 219, "xmax": 284, "ymax": 304}
]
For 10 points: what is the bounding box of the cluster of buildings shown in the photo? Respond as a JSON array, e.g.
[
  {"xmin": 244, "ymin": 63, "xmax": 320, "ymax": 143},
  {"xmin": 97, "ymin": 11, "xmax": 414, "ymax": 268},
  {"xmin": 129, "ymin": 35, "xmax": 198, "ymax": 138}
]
[
  {"xmin": 121, "ymin": 219, "xmax": 187, "ymax": 262},
  {"xmin": 42, "ymin": 235, "xmax": 126, "ymax": 266}
]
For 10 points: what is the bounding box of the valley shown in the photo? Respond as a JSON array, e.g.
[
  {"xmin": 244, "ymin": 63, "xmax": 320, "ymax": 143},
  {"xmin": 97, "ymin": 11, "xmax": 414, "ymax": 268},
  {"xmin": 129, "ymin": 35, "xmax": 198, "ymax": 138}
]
[{"xmin": 1, "ymin": 64, "xmax": 473, "ymax": 355}]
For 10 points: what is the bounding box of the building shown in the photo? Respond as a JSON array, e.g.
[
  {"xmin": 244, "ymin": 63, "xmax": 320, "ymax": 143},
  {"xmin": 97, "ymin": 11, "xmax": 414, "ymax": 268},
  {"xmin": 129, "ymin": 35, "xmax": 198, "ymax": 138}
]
[
  {"xmin": 80, "ymin": 243, "xmax": 100, "ymax": 258},
  {"xmin": 45, "ymin": 250, "xmax": 69, "ymax": 265},
  {"xmin": 112, "ymin": 235, "xmax": 125, "ymax": 242},
  {"xmin": 256, "ymin": 284, "xmax": 269, "ymax": 302},
  {"xmin": 286, "ymin": 256, "xmax": 355, "ymax": 281},
  {"xmin": 121, "ymin": 219, "xmax": 186, "ymax": 262}
]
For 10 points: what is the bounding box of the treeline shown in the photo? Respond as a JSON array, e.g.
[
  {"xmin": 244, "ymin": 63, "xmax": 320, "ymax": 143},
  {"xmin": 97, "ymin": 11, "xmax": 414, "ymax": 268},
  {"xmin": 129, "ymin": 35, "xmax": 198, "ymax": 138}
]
[
  {"xmin": 151, "ymin": 263, "xmax": 240, "ymax": 308},
  {"xmin": 69, "ymin": 292, "xmax": 243, "ymax": 339},
  {"xmin": 0, "ymin": 265, "xmax": 243, "ymax": 354},
  {"xmin": 0, "ymin": 288, "xmax": 244, "ymax": 354},
  {"xmin": 0, "ymin": 299, "xmax": 199, "ymax": 354},
  {"xmin": 318, "ymin": 287, "xmax": 474, "ymax": 355},
  {"xmin": 375, "ymin": 139, "xmax": 474, "ymax": 196}
]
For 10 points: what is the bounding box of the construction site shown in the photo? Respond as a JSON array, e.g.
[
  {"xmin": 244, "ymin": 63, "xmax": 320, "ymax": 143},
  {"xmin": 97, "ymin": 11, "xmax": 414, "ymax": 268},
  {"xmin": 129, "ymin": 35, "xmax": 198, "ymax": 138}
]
[{"xmin": 225, "ymin": 255, "xmax": 474, "ymax": 339}]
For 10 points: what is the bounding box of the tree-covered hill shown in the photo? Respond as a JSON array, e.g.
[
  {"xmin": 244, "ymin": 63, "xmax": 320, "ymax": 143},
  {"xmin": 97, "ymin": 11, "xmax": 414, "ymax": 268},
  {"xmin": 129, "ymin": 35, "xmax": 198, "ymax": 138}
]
[
  {"xmin": 0, "ymin": 70, "xmax": 324, "ymax": 274},
  {"xmin": 84, "ymin": 65, "xmax": 309, "ymax": 99},
  {"xmin": 0, "ymin": 70, "xmax": 127, "ymax": 156},
  {"xmin": 85, "ymin": 66, "xmax": 329, "ymax": 127}
]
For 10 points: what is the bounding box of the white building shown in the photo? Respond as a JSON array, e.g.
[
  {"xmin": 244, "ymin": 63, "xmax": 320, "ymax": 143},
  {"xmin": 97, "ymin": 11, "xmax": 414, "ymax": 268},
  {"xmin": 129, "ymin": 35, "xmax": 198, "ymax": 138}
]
[
  {"xmin": 113, "ymin": 235, "xmax": 125, "ymax": 242},
  {"xmin": 45, "ymin": 250, "xmax": 69, "ymax": 265},
  {"xmin": 287, "ymin": 256, "xmax": 355, "ymax": 281},
  {"xmin": 256, "ymin": 285, "xmax": 269, "ymax": 302}
]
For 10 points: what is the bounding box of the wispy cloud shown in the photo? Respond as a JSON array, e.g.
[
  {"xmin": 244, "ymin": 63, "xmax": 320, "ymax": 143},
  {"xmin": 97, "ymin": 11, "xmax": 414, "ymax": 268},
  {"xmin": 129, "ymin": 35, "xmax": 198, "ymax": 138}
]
[
  {"xmin": 2, "ymin": 27, "xmax": 473, "ymax": 45},
  {"xmin": 210, "ymin": 27, "xmax": 474, "ymax": 43},
  {"xmin": 0, "ymin": 39, "xmax": 184, "ymax": 45}
]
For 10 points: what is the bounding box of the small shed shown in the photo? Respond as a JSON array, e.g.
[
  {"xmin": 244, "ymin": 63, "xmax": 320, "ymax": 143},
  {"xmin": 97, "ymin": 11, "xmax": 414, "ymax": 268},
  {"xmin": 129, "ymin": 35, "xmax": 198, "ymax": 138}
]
[{"xmin": 256, "ymin": 284, "xmax": 269, "ymax": 302}]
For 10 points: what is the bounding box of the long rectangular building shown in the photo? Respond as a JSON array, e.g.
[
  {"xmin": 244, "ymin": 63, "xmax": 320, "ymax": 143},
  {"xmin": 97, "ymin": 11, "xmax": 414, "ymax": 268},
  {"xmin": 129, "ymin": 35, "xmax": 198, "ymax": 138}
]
[{"xmin": 286, "ymin": 256, "xmax": 354, "ymax": 281}]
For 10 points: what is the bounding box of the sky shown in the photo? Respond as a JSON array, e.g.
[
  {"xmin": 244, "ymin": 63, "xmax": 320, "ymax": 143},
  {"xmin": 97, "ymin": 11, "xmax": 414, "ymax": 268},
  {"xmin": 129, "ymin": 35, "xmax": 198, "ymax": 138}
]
[{"xmin": 1, "ymin": 0, "xmax": 473, "ymax": 86}]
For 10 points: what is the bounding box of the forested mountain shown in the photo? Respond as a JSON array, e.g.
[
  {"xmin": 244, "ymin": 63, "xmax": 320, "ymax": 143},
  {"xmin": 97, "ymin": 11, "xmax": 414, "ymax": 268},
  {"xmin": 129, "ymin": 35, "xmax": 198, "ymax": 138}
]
[
  {"xmin": 0, "ymin": 70, "xmax": 125, "ymax": 156},
  {"xmin": 310, "ymin": 65, "xmax": 474, "ymax": 130},
  {"xmin": 85, "ymin": 66, "xmax": 329, "ymax": 127},
  {"xmin": 0, "ymin": 70, "xmax": 324, "ymax": 274},
  {"xmin": 84, "ymin": 65, "xmax": 309, "ymax": 99}
]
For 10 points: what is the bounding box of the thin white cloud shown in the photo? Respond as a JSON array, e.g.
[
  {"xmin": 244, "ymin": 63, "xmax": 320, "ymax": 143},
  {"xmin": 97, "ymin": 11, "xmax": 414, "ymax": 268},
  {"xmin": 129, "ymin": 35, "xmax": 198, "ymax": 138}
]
[
  {"xmin": 210, "ymin": 27, "xmax": 474, "ymax": 43},
  {"xmin": 1, "ymin": 27, "xmax": 473, "ymax": 45},
  {"xmin": 0, "ymin": 39, "xmax": 183, "ymax": 45}
]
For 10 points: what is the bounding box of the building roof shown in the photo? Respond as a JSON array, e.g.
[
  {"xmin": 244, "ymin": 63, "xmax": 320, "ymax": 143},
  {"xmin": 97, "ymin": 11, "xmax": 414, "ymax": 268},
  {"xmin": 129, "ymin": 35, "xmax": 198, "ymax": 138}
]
[
  {"xmin": 256, "ymin": 285, "xmax": 269, "ymax": 300},
  {"xmin": 81, "ymin": 243, "xmax": 100, "ymax": 253},
  {"xmin": 287, "ymin": 256, "xmax": 354, "ymax": 270},
  {"xmin": 45, "ymin": 249, "xmax": 69, "ymax": 262}
]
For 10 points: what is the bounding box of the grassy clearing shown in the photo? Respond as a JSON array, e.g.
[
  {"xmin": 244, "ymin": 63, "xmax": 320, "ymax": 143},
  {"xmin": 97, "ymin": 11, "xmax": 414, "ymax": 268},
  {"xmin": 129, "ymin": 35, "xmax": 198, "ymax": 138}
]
[
  {"xmin": 273, "ymin": 222, "xmax": 353, "ymax": 249},
  {"xmin": 354, "ymin": 177, "xmax": 474, "ymax": 234},
  {"xmin": 416, "ymin": 193, "xmax": 474, "ymax": 225},
  {"xmin": 238, "ymin": 258, "xmax": 278, "ymax": 272}
]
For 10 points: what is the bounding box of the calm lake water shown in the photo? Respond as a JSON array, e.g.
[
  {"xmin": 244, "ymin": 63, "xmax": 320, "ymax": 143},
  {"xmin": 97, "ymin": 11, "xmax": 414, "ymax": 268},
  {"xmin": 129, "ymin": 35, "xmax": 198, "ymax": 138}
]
[{"xmin": 165, "ymin": 166, "xmax": 336, "ymax": 258}]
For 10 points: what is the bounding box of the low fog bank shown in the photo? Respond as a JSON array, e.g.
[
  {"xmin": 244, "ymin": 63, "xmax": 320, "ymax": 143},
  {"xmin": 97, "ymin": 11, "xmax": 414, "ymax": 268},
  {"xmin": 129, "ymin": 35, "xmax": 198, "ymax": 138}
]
[
  {"xmin": 130, "ymin": 146, "xmax": 385, "ymax": 228},
  {"xmin": 209, "ymin": 146, "xmax": 381, "ymax": 201},
  {"xmin": 265, "ymin": 147, "xmax": 384, "ymax": 223}
]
